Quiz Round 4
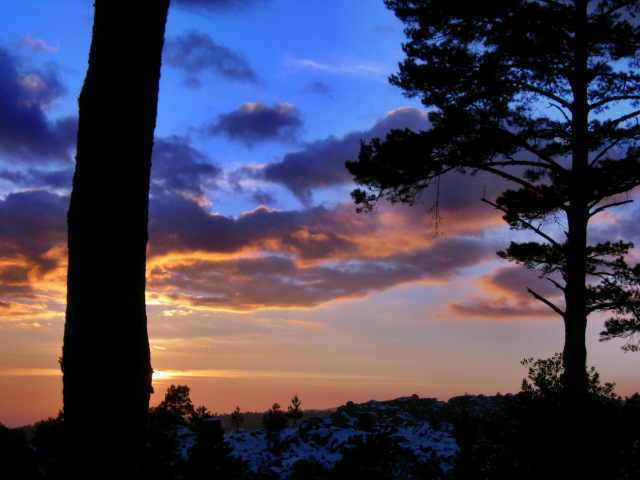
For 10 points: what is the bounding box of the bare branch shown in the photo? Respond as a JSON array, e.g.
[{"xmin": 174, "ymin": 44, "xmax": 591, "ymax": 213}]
[
  {"xmin": 481, "ymin": 197, "xmax": 563, "ymax": 248},
  {"xmin": 527, "ymin": 288, "xmax": 566, "ymax": 317}
]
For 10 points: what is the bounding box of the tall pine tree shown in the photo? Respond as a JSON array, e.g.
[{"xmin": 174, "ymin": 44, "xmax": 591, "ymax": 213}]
[
  {"xmin": 61, "ymin": 1, "xmax": 170, "ymax": 477},
  {"xmin": 347, "ymin": 0, "xmax": 640, "ymax": 409},
  {"xmin": 347, "ymin": 4, "xmax": 640, "ymax": 472}
]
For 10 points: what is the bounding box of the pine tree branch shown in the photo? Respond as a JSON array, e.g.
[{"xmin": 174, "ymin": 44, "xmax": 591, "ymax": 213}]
[
  {"xmin": 484, "ymin": 160, "xmax": 559, "ymax": 170},
  {"xmin": 595, "ymin": 109, "xmax": 640, "ymax": 133},
  {"xmin": 480, "ymin": 167, "xmax": 548, "ymax": 197},
  {"xmin": 480, "ymin": 197, "xmax": 563, "ymax": 248},
  {"xmin": 590, "ymin": 137, "xmax": 622, "ymax": 167},
  {"xmin": 597, "ymin": 0, "xmax": 638, "ymax": 21},
  {"xmin": 527, "ymin": 288, "xmax": 565, "ymax": 317},
  {"xmin": 587, "ymin": 174, "xmax": 640, "ymax": 209},
  {"xmin": 589, "ymin": 200, "xmax": 634, "ymax": 217},
  {"xmin": 497, "ymin": 129, "xmax": 568, "ymax": 174},
  {"xmin": 547, "ymin": 277, "xmax": 566, "ymax": 292},
  {"xmin": 513, "ymin": 80, "xmax": 572, "ymax": 109},
  {"xmin": 589, "ymin": 95, "xmax": 640, "ymax": 111},
  {"xmin": 587, "ymin": 301, "xmax": 638, "ymax": 315}
]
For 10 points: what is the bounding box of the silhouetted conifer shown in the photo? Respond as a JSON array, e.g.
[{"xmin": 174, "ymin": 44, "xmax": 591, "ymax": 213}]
[
  {"xmin": 346, "ymin": 0, "xmax": 640, "ymax": 415},
  {"xmin": 262, "ymin": 403, "xmax": 288, "ymax": 453},
  {"xmin": 189, "ymin": 405, "xmax": 214, "ymax": 433},
  {"xmin": 147, "ymin": 406, "xmax": 186, "ymax": 480},
  {"xmin": 230, "ymin": 406, "xmax": 245, "ymax": 434},
  {"xmin": 158, "ymin": 384, "xmax": 196, "ymax": 425},
  {"xmin": 286, "ymin": 395, "xmax": 303, "ymax": 428},
  {"xmin": 147, "ymin": 385, "xmax": 197, "ymax": 479}
]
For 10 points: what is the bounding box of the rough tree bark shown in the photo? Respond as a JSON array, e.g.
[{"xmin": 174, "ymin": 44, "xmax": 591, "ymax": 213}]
[{"xmin": 61, "ymin": 1, "xmax": 170, "ymax": 478}]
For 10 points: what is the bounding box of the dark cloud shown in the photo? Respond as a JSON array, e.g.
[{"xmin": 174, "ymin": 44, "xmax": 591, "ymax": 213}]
[
  {"xmin": 0, "ymin": 166, "xmax": 73, "ymax": 190},
  {"xmin": 149, "ymin": 161, "xmax": 505, "ymax": 261},
  {"xmin": 0, "ymin": 45, "xmax": 76, "ymax": 162},
  {"xmin": 0, "ymin": 135, "xmax": 220, "ymax": 195},
  {"xmin": 151, "ymin": 135, "xmax": 222, "ymax": 196},
  {"xmin": 0, "ymin": 179, "xmax": 501, "ymax": 314},
  {"xmin": 147, "ymin": 237, "xmax": 492, "ymax": 311},
  {"xmin": 255, "ymin": 107, "xmax": 432, "ymax": 205},
  {"xmin": 148, "ymin": 198, "xmax": 363, "ymax": 259},
  {"xmin": 0, "ymin": 265, "xmax": 30, "ymax": 284},
  {"xmin": 245, "ymin": 106, "xmax": 513, "ymax": 212},
  {"xmin": 479, "ymin": 266, "xmax": 563, "ymax": 301},
  {"xmin": 0, "ymin": 264, "xmax": 34, "ymax": 299},
  {"xmin": 163, "ymin": 31, "xmax": 257, "ymax": 83},
  {"xmin": 171, "ymin": 0, "xmax": 271, "ymax": 13},
  {"xmin": 202, "ymin": 102, "xmax": 302, "ymax": 147},
  {"xmin": 182, "ymin": 77, "xmax": 202, "ymax": 89},
  {"xmin": 251, "ymin": 190, "xmax": 277, "ymax": 206},
  {"xmin": 0, "ymin": 190, "xmax": 68, "ymax": 275},
  {"xmin": 302, "ymin": 81, "xmax": 333, "ymax": 97}
]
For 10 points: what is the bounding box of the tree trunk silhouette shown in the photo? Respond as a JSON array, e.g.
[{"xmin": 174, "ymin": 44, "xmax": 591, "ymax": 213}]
[{"xmin": 61, "ymin": 1, "xmax": 170, "ymax": 478}]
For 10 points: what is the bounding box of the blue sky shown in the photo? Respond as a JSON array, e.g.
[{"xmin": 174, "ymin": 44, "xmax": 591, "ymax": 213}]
[{"xmin": 0, "ymin": 0, "xmax": 638, "ymax": 427}]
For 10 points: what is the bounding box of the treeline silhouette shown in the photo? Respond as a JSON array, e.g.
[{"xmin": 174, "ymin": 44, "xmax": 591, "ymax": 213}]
[{"xmin": 2, "ymin": 356, "xmax": 640, "ymax": 479}]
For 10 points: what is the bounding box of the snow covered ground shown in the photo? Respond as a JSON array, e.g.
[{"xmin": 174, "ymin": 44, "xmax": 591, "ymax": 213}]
[{"xmin": 179, "ymin": 393, "xmax": 515, "ymax": 478}]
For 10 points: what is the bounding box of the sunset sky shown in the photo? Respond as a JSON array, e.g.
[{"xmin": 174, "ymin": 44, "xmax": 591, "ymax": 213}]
[{"xmin": 1, "ymin": 0, "xmax": 639, "ymax": 428}]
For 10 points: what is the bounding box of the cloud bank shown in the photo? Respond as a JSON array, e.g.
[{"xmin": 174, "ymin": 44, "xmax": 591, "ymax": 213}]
[
  {"xmin": 0, "ymin": 45, "xmax": 76, "ymax": 162},
  {"xmin": 202, "ymin": 102, "xmax": 302, "ymax": 147},
  {"xmin": 163, "ymin": 31, "xmax": 257, "ymax": 86}
]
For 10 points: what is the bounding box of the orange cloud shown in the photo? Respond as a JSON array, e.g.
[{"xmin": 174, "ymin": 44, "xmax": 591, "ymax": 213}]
[{"xmin": 144, "ymin": 235, "xmax": 493, "ymax": 312}]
